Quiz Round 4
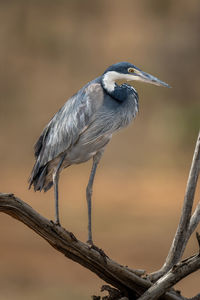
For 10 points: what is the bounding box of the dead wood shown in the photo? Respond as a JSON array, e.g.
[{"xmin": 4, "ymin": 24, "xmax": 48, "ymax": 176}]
[{"xmin": 0, "ymin": 131, "xmax": 199, "ymax": 299}]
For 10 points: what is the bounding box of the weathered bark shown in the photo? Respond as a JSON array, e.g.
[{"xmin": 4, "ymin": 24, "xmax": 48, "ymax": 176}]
[
  {"xmin": 149, "ymin": 130, "xmax": 200, "ymax": 282},
  {"xmin": 0, "ymin": 192, "xmax": 199, "ymax": 300},
  {"xmin": 0, "ymin": 193, "xmax": 149, "ymax": 299},
  {"xmin": 0, "ymin": 131, "xmax": 200, "ymax": 299},
  {"xmin": 138, "ymin": 253, "xmax": 200, "ymax": 300}
]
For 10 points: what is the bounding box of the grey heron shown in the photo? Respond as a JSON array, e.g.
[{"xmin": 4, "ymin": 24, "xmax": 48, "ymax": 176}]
[{"xmin": 29, "ymin": 62, "xmax": 169, "ymax": 244}]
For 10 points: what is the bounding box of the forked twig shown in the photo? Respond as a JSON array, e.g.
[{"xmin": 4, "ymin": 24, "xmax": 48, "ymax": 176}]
[
  {"xmin": 150, "ymin": 131, "xmax": 200, "ymax": 282},
  {"xmin": 138, "ymin": 252, "xmax": 200, "ymax": 300},
  {"xmin": 139, "ymin": 231, "xmax": 200, "ymax": 300}
]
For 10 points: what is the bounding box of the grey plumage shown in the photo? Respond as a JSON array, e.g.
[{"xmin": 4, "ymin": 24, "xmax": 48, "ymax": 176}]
[
  {"xmin": 29, "ymin": 62, "xmax": 169, "ymax": 243},
  {"xmin": 29, "ymin": 78, "xmax": 138, "ymax": 191}
]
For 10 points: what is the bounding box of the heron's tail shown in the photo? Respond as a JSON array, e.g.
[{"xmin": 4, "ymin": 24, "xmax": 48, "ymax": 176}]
[{"xmin": 29, "ymin": 162, "xmax": 53, "ymax": 192}]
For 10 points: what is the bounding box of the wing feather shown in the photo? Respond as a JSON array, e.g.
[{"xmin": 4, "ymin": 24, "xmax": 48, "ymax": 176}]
[{"xmin": 33, "ymin": 82, "xmax": 103, "ymax": 169}]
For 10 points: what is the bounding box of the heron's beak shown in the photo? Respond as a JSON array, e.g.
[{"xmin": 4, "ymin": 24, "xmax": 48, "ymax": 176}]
[{"xmin": 131, "ymin": 69, "xmax": 170, "ymax": 88}]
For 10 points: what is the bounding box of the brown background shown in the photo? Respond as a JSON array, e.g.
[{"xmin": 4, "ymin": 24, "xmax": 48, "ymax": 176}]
[{"xmin": 0, "ymin": 1, "xmax": 200, "ymax": 299}]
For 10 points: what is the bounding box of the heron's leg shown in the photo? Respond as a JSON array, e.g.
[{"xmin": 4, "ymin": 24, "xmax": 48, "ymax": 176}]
[
  {"xmin": 86, "ymin": 151, "xmax": 103, "ymax": 245},
  {"xmin": 53, "ymin": 154, "xmax": 66, "ymax": 226}
]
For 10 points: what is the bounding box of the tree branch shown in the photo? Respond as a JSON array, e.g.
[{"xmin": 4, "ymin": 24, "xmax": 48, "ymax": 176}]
[
  {"xmin": 0, "ymin": 193, "xmax": 150, "ymax": 299},
  {"xmin": 1, "ymin": 130, "xmax": 200, "ymax": 299},
  {"xmin": 0, "ymin": 193, "xmax": 193, "ymax": 300},
  {"xmin": 138, "ymin": 253, "xmax": 200, "ymax": 300},
  {"xmin": 150, "ymin": 131, "xmax": 200, "ymax": 281}
]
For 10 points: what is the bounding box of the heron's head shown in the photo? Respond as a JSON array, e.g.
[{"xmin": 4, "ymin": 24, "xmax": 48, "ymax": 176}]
[{"xmin": 102, "ymin": 62, "xmax": 170, "ymax": 92}]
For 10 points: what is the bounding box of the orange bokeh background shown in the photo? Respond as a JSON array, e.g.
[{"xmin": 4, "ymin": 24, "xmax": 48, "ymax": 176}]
[{"xmin": 0, "ymin": 1, "xmax": 199, "ymax": 299}]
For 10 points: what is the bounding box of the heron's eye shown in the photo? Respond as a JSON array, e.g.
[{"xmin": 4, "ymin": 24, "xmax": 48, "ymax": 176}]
[{"xmin": 128, "ymin": 68, "xmax": 135, "ymax": 73}]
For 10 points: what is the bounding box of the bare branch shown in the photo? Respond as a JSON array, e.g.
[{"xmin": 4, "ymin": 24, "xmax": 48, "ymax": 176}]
[
  {"xmin": 138, "ymin": 254, "xmax": 200, "ymax": 300},
  {"xmin": 150, "ymin": 131, "xmax": 200, "ymax": 281},
  {"xmin": 1, "ymin": 133, "xmax": 200, "ymax": 299},
  {"xmin": 0, "ymin": 193, "xmax": 150, "ymax": 298},
  {"xmin": 0, "ymin": 193, "xmax": 190, "ymax": 300}
]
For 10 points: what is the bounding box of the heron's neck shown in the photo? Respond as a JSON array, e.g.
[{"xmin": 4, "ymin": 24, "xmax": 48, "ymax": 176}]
[
  {"xmin": 102, "ymin": 71, "xmax": 117, "ymax": 93},
  {"xmin": 102, "ymin": 72, "xmax": 127, "ymax": 102},
  {"xmin": 102, "ymin": 74, "xmax": 132, "ymax": 102}
]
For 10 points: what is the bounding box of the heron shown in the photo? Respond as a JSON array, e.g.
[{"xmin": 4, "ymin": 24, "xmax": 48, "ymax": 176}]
[{"xmin": 29, "ymin": 62, "xmax": 169, "ymax": 245}]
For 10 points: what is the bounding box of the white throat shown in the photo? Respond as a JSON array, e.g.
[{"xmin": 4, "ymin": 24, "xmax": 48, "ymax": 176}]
[{"xmin": 102, "ymin": 71, "xmax": 135, "ymax": 93}]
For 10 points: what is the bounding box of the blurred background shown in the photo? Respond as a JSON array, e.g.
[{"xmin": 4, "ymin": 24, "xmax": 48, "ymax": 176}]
[{"xmin": 0, "ymin": 0, "xmax": 199, "ymax": 299}]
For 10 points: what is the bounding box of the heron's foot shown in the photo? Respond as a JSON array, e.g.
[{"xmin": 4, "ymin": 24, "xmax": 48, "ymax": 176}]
[
  {"xmin": 87, "ymin": 242, "xmax": 108, "ymax": 263},
  {"xmin": 54, "ymin": 220, "xmax": 61, "ymax": 226},
  {"xmin": 86, "ymin": 239, "xmax": 93, "ymax": 246}
]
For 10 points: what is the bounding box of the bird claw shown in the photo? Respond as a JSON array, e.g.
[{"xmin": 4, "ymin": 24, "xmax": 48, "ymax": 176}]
[
  {"xmin": 54, "ymin": 220, "xmax": 61, "ymax": 226},
  {"xmin": 87, "ymin": 242, "xmax": 108, "ymax": 263},
  {"xmin": 50, "ymin": 220, "xmax": 61, "ymax": 226}
]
